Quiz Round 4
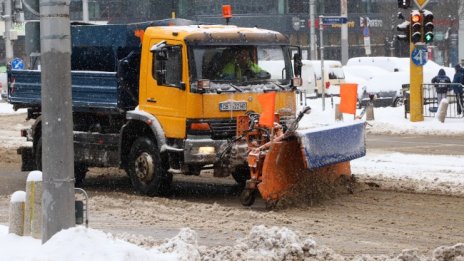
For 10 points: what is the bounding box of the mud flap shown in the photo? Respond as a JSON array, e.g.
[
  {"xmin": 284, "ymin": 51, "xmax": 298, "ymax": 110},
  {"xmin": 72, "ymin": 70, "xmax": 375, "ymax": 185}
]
[{"xmin": 17, "ymin": 146, "xmax": 36, "ymax": 171}]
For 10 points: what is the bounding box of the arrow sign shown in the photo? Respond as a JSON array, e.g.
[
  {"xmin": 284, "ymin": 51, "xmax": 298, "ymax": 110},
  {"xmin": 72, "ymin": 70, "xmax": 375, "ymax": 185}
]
[
  {"xmin": 411, "ymin": 46, "xmax": 428, "ymax": 66},
  {"xmin": 414, "ymin": 0, "xmax": 431, "ymax": 9},
  {"xmin": 321, "ymin": 16, "xmax": 348, "ymax": 25}
]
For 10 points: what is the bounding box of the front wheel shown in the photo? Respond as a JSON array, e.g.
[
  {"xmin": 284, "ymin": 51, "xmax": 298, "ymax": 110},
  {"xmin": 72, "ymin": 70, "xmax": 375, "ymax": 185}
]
[
  {"xmin": 128, "ymin": 137, "xmax": 172, "ymax": 196},
  {"xmin": 231, "ymin": 165, "xmax": 250, "ymax": 186}
]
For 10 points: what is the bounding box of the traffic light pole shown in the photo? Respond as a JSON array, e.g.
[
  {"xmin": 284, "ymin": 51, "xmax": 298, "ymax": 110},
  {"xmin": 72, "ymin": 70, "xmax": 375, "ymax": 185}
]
[{"xmin": 409, "ymin": 42, "xmax": 424, "ymax": 122}]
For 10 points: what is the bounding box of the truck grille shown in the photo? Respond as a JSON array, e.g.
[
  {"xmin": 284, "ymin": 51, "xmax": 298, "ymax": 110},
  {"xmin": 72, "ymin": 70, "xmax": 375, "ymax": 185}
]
[
  {"xmin": 209, "ymin": 119, "xmax": 237, "ymax": 139},
  {"xmin": 208, "ymin": 115, "xmax": 296, "ymax": 140}
]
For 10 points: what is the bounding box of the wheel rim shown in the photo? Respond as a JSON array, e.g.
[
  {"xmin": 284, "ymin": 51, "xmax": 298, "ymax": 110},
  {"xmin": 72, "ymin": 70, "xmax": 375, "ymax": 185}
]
[{"xmin": 134, "ymin": 152, "xmax": 155, "ymax": 184}]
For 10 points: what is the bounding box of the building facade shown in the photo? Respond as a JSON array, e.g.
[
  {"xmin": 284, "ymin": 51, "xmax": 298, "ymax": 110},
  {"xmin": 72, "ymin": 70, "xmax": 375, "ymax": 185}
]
[{"xmin": 2, "ymin": 0, "xmax": 460, "ymax": 66}]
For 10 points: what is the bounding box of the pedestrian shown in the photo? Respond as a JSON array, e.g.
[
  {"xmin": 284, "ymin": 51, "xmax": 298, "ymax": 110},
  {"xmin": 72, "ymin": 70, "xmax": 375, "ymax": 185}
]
[
  {"xmin": 431, "ymin": 69, "xmax": 451, "ymax": 104},
  {"xmin": 451, "ymin": 64, "xmax": 464, "ymax": 115}
]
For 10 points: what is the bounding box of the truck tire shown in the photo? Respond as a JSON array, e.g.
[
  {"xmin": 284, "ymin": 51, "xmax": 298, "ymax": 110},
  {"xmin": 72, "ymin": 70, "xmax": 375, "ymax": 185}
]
[
  {"xmin": 35, "ymin": 137, "xmax": 42, "ymax": 171},
  {"xmin": 35, "ymin": 136, "xmax": 87, "ymax": 187},
  {"xmin": 74, "ymin": 163, "xmax": 88, "ymax": 188},
  {"xmin": 128, "ymin": 137, "xmax": 172, "ymax": 196},
  {"xmin": 232, "ymin": 165, "xmax": 250, "ymax": 186}
]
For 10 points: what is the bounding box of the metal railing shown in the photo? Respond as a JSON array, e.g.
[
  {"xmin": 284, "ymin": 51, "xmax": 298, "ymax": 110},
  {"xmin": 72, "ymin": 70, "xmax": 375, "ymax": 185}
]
[{"xmin": 403, "ymin": 83, "xmax": 463, "ymax": 119}]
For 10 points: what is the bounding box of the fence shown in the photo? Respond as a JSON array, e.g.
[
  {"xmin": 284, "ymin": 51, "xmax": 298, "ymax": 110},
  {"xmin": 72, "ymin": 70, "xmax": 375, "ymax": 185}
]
[{"xmin": 403, "ymin": 83, "xmax": 463, "ymax": 119}]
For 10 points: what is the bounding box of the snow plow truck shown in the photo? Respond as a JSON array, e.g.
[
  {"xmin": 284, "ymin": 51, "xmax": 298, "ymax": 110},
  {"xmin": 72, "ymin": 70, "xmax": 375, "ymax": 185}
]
[{"xmin": 7, "ymin": 19, "xmax": 366, "ymax": 206}]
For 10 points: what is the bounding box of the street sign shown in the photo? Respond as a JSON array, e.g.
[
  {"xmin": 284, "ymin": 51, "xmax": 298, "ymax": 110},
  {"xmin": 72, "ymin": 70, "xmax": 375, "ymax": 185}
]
[
  {"xmin": 413, "ymin": 0, "xmax": 431, "ymax": 9},
  {"xmin": 411, "ymin": 46, "xmax": 428, "ymax": 66},
  {"xmin": 11, "ymin": 58, "xmax": 24, "ymax": 70},
  {"xmin": 321, "ymin": 16, "xmax": 348, "ymax": 25}
]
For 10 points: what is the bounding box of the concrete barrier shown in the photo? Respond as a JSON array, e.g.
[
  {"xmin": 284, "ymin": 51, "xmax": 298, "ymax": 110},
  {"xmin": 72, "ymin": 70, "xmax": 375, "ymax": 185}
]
[
  {"xmin": 24, "ymin": 171, "xmax": 43, "ymax": 239},
  {"xmin": 436, "ymin": 99, "xmax": 449, "ymax": 123},
  {"xmin": 8, "ymin": 191, "xmax": 26, "ymax": 236}
]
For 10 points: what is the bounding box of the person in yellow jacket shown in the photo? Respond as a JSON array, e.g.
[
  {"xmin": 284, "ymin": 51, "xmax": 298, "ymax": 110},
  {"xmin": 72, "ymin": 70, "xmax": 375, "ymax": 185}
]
[{"xmin": 219, "ymin": 48, "xmax": 268, "ymax": 81}]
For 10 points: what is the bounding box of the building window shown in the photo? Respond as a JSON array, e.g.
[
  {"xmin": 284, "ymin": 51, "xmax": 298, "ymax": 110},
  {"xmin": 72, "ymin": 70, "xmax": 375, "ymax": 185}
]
[
  {"xmin": 288, "ymin": 0, "xmax": 308, "ymax": 14},
  {"xmin": 193, "ymin": 0, "xmax": 277, "ymax": 15}
]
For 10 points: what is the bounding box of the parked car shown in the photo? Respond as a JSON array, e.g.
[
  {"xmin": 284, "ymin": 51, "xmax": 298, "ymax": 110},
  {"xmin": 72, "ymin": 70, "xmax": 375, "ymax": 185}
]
[
  {"xmin": 303, "ymin": 60, "xmax": 345, "ymax": 96},
  {"xmin": 345, "ymin": 57, "xmax": 455, "ymax": 108}
]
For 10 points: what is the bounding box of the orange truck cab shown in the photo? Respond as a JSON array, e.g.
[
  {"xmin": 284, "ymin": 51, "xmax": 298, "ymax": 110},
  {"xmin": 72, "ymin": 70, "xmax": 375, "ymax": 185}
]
[{"xmin": 12, "ymin": 20, "xmax": 301, "ymax": 196}]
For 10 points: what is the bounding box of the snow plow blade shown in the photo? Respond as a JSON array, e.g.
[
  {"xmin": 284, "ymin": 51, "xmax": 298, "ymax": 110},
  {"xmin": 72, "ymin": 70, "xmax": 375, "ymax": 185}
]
[
  {"xmin": 257, "ymin": 121, "xmax": 366, "ymax": 204},
  {"xmin": 296, "ymin": 121, "xmax": 366, "ymax": 169}
]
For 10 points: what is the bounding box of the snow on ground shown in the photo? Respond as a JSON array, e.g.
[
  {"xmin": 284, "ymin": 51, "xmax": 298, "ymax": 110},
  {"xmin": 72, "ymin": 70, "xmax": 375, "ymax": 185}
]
[{"xmin": 1, "ymin": 91, "xmax": 463, "ymax": 260}]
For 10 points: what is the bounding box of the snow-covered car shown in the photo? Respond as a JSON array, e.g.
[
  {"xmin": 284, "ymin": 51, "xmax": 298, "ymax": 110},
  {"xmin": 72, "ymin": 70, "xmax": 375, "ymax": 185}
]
[{"xmin": 345, "ymin": 57, "xmax": 456, "ymax": 108}]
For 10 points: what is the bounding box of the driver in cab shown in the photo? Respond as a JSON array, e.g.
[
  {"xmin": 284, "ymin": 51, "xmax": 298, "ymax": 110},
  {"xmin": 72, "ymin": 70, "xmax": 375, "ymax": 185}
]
[{"xmin": 220, "ymin": 48, "xmax": 269, "ymax": 81}]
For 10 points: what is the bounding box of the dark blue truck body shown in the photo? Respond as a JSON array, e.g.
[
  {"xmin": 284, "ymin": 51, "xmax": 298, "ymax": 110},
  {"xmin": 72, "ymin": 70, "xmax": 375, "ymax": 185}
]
[
  {"xmin": 8, "ymin": 70, "xmax": 135, "ymax": 114},
  {"xmin": 8, "ymin": 19, "xmax": 198, "ymax": 114}
]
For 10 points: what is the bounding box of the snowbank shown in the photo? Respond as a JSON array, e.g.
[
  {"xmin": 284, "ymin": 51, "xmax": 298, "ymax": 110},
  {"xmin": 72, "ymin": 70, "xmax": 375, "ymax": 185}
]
[{"xmin": 1, "ymin": 224, "xmax": 462, "ymax": 261}]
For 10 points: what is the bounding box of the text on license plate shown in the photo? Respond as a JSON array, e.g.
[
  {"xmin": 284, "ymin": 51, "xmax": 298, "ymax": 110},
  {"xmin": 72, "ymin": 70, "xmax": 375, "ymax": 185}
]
[{"xmin": 219, "ymin": 101, "xmax": 247, "ymax": 111}]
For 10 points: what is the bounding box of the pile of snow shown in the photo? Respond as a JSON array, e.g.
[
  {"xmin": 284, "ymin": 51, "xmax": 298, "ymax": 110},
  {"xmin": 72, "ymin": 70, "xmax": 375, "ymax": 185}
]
[{"xmin": 1, "ymin": 224, "xmax": 463, "ymax": 261}]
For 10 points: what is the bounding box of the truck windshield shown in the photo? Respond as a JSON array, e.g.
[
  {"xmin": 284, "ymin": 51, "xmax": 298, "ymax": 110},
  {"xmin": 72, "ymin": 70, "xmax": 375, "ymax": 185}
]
[{"xmin": 189, "ymin": 45, "xmax": 292, "ymax": 92}]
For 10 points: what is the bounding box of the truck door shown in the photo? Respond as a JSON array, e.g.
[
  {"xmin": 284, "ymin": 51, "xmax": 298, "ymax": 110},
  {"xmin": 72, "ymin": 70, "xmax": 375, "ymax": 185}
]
[{"xmin": 143, "ymin": 40, "xmax": 187, "ymax": 138}]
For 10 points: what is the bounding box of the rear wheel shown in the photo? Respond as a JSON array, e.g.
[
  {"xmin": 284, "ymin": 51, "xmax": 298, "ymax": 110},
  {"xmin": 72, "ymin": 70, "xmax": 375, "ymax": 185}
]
[
  {"xmin": 128, "ymin": 137, "xmax": 172, "ymax": 196},
  {"xmin": 35, "ymin": 136, "xmax": 88, "ymax": 186},
  {"xmin": 34, "ymin": 136, "xmax": 42, "ymax": 171},
  {"xmin": 74, "ymin": 163, "xmax": 88, "ymax": 187},
  {"xmin": 393, "ymin": 97, "xmax": 403, "ymax": 107}
]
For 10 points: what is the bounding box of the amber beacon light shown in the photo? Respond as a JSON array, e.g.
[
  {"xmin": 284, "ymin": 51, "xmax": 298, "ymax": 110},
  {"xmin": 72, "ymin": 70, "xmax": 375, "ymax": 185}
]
[{"xmin": 222, "ymin": 5, "xmax": 232, "ymax": 25}]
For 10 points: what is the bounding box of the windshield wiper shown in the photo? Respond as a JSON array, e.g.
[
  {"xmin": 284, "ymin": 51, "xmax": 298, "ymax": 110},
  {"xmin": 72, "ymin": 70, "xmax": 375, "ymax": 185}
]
[
  {"xmin": 229, "ymin": 83, "xmax": 243, "ymax": 92},
  {"xmin": 215, "ymin": 83, "xmax": 243, "ymax": 94},
  {"xmin": 268, "ymin": 81, "xmax": 286, "ymax": 90}
]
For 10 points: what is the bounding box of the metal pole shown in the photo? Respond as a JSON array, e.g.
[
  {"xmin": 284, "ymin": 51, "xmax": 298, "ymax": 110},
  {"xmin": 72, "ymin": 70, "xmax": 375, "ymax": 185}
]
[
  {"xmin": 4, "ymin": 0, "xmax": 14, "ymax": 62},
  {"xmin": 459, "ymin": 2, "xmax": 464, "ymax": 62},
  {"xmin": 309, "ymin": 0, "xmax": 316, "ymax": 60},
  {"xmin": 40, "ymin": 0, "xmax": 75, "ymax": 243},
  {"xmin": 82, "ymin": 0, "xmax": 88, "ymax": 22},
  {"xmin": 409, "ymin": 42, "xmax": 424, "ymax": 122},
  {"xmin": 319, "ymin": 16, "xmax": 325, "ymax": 111},
  {"xmin": 340, "ymin": 0, "xmax": 348, "ymax": 65}
]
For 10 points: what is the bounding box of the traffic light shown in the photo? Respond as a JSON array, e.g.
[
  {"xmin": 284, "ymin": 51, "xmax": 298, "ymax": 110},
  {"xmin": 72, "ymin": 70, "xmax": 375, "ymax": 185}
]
[
  {"xmin": 398, "ymin": 0, "xmax": 411, "ymax": 9},
  {"xmin": 396, "ymin": 19, "xmax": 410, "ymax": 42},
  {"xmin": 423, "ymin": 10, "xmax": 434, "ymax": 43},
  {"xmin": 410, "ymin": 10, "xmax": 422, "ymax": 44}
]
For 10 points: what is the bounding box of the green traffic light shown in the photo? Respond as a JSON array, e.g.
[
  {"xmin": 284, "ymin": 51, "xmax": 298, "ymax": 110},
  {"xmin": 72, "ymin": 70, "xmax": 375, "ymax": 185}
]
[{"xmin": 425, "ymin": 33, "xmax": 434, "ymax": 43}]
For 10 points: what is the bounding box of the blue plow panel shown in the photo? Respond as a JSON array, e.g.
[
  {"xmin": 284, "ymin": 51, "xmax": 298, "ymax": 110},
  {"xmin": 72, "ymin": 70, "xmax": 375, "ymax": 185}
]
[{"xmin": 295, "ymin": 122, "xmax": 366, "ymax": 169}]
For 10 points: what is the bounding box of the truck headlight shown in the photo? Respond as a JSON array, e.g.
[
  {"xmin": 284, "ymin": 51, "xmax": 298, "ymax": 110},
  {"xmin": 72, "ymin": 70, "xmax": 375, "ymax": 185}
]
[{"xmin": 198, "ymin": 146, "xmax": 215, "ymax": 155}]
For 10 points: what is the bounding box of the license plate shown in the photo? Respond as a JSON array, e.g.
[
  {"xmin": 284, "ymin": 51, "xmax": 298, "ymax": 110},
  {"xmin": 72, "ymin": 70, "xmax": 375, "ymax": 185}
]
[{"xmin": 219, "ymin": 101, "xmax": 247, "ymax": 111}]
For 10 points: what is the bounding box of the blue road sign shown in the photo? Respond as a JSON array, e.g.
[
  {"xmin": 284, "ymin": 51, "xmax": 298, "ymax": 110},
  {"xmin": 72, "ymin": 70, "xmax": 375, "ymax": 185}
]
[
  {"xmin": 321, "ymin": 16, "xmax": 348, "ymax": 25},
  {"xmin": 11, "ymin": 58, "xmax": 25, "ymax": 70},
  {"xmin": 363, "ymin": 26, "xmax": 370, "ymax": 37},
  {"xmin": 411, "ymin": 46, "xmax": 428, "ymax": 66}
]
